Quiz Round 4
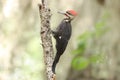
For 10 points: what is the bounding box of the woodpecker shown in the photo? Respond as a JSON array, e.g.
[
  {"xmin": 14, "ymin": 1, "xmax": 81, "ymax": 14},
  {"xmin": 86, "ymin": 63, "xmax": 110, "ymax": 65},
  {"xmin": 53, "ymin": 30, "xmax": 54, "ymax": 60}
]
[{"xmin": 52, "ymin": 10, "xmax": 77, "ymax": 74}]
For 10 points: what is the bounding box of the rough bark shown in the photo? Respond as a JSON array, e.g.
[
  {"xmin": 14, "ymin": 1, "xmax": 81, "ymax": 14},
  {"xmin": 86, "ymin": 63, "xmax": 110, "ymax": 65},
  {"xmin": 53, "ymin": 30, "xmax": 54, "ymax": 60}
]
[{"xmin": 38, "ymin": 0, "xmax": 55, "ymax": 80}]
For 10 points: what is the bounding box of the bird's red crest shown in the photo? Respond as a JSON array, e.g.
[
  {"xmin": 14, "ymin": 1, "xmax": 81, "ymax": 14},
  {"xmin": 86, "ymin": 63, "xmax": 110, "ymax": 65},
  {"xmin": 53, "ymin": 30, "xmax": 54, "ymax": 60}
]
[{"xmin": 66, "ymin": 10, "xmax": 77, "ymax": 16}]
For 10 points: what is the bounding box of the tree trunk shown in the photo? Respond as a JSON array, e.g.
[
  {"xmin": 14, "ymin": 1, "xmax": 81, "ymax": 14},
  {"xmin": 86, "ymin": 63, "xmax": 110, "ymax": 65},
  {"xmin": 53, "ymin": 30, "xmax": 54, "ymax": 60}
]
[{"xmin": 38, "ymin": 0, "xmax": 55, "ymax": 80}]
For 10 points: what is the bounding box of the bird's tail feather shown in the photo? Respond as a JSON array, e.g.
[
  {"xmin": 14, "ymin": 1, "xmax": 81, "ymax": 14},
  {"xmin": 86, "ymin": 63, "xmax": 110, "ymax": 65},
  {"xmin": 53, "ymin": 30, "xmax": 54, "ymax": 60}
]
[{"xmin": 52, "ymin": 52, "xmax": 61, "ymax": 74}]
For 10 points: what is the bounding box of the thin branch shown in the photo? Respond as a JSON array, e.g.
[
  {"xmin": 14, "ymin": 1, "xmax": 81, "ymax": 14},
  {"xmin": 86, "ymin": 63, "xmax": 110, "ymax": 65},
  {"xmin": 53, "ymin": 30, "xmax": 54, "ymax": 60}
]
[
  {"xmin": 42, "ymin": 0, "xmax": 44, "ymax": 4},
  {"xmin": 38, "ymin": 0, "xmax": 56, "ymax": 80}
]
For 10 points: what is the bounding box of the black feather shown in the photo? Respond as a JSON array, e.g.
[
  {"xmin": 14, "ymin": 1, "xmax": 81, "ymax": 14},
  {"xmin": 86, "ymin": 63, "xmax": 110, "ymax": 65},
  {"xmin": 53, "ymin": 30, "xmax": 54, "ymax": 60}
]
[{"xmin": 52, "ymin": 18, "xmax": 72, "ymax": 73}]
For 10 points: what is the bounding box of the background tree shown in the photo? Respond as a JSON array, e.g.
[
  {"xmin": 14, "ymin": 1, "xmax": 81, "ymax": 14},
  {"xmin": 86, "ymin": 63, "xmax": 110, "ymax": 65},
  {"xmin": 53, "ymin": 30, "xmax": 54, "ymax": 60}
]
[
  {"xmin": 0, "ymin": 0, "xmax": 120, "ymax": 80},
  {"xmin": 66, "ymin": 0, "xmax": 120, "ymax": 80}
]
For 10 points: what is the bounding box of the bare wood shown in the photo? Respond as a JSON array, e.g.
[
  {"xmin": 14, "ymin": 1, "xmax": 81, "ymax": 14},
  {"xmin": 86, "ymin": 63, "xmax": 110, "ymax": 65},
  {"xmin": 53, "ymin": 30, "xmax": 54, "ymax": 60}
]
[{"xmin": 38, "ymin": 0, "xmax": 56, "ymax": 80}]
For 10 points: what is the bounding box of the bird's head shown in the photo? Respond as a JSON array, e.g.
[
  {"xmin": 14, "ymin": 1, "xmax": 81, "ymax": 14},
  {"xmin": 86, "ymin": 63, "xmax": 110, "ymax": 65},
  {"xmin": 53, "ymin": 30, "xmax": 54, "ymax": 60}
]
[{"xmin": 58, "ymin": 10, "xmax": 77, "ymax": 20}]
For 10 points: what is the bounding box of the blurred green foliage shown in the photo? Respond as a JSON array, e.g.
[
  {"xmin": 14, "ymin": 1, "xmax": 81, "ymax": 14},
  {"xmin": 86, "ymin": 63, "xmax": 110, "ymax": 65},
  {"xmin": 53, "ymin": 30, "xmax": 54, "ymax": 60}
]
[
  {"xmin": 72, "ymin": 57, "xmax": 89, "ymax": 70},
  {"xmin": 72, "ymin": 13, "xmax": 109, "ymax": 70},
  {"xmin": 23, "ymin": 37, "xmax": 44, "ymax": 80}
]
